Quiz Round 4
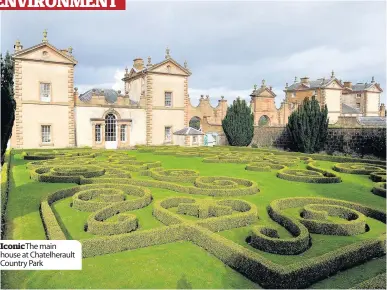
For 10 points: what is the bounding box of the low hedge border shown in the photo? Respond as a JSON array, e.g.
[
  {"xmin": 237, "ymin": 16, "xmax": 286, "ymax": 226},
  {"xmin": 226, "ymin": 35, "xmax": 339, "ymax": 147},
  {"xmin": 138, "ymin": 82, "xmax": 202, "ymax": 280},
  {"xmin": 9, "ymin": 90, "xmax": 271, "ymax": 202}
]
[
  {"xmin": 1, "ymin": 151, "xmax": 12, "ymax": 239},
  {"xmin": 246, "ymin": 162, "xmax": 285, "ymax": 172}
]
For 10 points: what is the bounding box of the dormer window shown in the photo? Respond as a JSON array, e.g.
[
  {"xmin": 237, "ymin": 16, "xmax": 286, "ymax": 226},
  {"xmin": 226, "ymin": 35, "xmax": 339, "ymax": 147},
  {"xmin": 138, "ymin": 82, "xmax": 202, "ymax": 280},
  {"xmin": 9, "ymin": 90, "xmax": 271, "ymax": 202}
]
[
  {"xmin": 166, "ymin": 65, "xmax": 171, "ymax": 73},
  {"xmin": 42, "ymin": 51, "xmax": 48, "ymax": 57}
]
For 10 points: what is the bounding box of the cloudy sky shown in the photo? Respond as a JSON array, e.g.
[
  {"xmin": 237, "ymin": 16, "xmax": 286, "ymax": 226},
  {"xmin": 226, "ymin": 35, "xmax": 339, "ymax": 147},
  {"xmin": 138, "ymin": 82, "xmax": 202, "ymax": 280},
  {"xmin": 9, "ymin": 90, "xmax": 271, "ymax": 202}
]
[{"xmin": 1, "ymin": 1, "xmax": 386, "ymax": 107}]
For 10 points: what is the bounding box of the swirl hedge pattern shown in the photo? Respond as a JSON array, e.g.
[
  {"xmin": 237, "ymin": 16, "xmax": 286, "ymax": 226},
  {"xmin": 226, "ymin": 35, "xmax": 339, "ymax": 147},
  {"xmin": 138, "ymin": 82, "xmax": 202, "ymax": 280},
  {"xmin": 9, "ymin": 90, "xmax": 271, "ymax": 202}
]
[{"xmin": 13, "ymin": 146, "xmax": 386, "ymax": 289}]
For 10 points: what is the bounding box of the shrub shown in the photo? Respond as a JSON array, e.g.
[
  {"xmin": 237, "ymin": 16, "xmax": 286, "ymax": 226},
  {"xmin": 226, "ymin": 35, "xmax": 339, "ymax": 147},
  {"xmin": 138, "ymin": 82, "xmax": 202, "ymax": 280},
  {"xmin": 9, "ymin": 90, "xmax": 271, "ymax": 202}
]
[
  {"xmin": 371, "ymin": 182, "xmax": 386, "ymax": 198},
  {"xmin": 286, "ymin": 96, "xmax": 329, "ymax": 153},
  {"xmin": 222, "ymin": 98, "xmax": 254, "ymax": 146},
  {"xmin": 333, "ymin": 163, "xmax": 385, "ymax": 175}
]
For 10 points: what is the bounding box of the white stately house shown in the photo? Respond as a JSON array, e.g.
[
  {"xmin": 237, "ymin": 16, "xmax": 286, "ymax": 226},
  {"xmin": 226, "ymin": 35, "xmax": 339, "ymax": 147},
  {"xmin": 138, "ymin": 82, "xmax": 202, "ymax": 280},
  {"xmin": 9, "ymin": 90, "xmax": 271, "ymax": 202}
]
[{"xmin": 10, "ymin": 31, "xmax": 193, "ymax": 149}]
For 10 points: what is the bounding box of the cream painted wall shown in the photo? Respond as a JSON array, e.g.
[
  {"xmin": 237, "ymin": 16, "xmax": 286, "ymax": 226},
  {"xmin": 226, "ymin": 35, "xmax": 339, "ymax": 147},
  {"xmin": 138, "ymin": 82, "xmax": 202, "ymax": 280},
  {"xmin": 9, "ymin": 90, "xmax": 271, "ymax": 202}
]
[
  {"xmin": 75, "ymin": 106, "xmax": 146, "ymax": 147},
  {"xmin": 127, "ymin": 77, "xmax": 143, "ymax": 103},
  {"xmin": 21, "ymin": 61, "xmax": 70, "ymax": 102},
  {"xmin": 22, "ymin": 104, "xmax": 70, "ymax": 148},
  {"xmin": 152, "ymin": 110, "xmax": 185, "ymax": 145},
  {"xmin": 151, "ymin": 74, "xmax": 185, "ymax": 107},
  {"xmin": 325, "ymin": 89, "xmax": 341, "ymax": 123},
  {"xmin": 366, "ymin": 92, "xmax": 380, "ymax": 114}
]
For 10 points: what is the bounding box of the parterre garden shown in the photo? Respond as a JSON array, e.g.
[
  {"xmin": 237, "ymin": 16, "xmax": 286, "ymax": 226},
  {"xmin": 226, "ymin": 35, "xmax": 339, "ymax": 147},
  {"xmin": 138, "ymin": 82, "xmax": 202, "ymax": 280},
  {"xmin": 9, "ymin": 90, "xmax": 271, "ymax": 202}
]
[{"xmin": 1, "ymin": 146, "xmax": 386, "ymax": 289}]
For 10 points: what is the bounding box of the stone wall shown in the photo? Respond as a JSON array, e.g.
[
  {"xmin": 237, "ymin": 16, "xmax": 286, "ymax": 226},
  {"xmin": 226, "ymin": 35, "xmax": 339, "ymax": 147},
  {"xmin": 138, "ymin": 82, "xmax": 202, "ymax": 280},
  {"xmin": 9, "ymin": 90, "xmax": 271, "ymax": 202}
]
[{"xmin": 251, "ymin": 126, "xmax": 386, "ymax": 157}]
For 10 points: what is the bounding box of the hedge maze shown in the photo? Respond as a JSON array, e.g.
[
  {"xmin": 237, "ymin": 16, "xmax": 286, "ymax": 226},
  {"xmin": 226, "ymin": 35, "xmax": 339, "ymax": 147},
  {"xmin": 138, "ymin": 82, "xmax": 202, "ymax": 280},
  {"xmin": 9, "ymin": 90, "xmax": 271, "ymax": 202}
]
[{"xmin": 13, "ymin": 147, "xmax": 387, "ymax": 288}]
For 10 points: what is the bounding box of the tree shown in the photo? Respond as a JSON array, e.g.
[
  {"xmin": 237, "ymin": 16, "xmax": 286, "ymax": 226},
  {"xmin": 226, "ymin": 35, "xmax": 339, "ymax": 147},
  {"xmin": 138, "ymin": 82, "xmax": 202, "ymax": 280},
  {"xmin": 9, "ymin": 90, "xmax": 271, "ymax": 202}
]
[
  {"xmin": 1, "ymin": 52, "xmax": 16, "ymax": 165},
  {"xmin": 286, "ymin": 96, "xmax": 329, "ymax": 153},
  {"xmin": 222, "ymin": 97, "xmax": 254, "ymax": 146},
  {"xmin": 189, "ymin": 117, "xmax": 200, "ymax": 130}
]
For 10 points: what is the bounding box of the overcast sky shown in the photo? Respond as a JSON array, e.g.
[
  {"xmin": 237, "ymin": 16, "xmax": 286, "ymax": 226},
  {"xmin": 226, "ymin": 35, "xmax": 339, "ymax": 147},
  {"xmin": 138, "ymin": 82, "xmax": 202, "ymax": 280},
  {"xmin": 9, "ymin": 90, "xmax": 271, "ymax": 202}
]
[{"xmin": 1, "ymin": 1, "xmax": 386, "ymax": 107}]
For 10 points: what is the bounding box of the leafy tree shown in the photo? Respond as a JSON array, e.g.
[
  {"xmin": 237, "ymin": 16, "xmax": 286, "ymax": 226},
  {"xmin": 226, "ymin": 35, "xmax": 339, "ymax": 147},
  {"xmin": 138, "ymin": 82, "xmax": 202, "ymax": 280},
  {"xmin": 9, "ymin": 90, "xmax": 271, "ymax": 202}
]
[
  {"xmin": 286, "ymin": 96, "xmax": 328, "ymax": 153},
  {"xmin": 222, "ymin": 97, "xmax": 254, "ymax": 146},
  {"xmin": 1, "ymin": 52, "xmax": 16, "ymax": 165}
]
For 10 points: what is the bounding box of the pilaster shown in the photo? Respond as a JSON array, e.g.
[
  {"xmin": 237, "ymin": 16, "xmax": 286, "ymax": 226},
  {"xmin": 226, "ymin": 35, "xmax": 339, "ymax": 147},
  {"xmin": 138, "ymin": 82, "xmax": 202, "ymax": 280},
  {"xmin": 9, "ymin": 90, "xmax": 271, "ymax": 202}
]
[
  {"xmin": 68, "ymin": 66, "xmax": 76, "ymax": 147},
  {"xmin": 14, "ymin": 59, "xmax": 23, "ymax": 148},
  {"xmin": 146, "ymin": 75, "xmax": 153, "ymax": 145},
  {"xmin": 183, "ymin": 76, "xmax": 190, "ymax": 146}
]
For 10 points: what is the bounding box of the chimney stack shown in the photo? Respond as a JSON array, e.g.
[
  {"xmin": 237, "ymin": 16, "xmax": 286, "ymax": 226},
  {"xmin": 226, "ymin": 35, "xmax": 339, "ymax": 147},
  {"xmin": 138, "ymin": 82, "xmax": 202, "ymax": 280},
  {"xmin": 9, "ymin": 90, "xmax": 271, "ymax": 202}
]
[
  {"xmin": 380, "ymin": 103, "xmax": 386, "ymax": 117},
  {"xmin": 343, "ymin": 81, "xmax": 352, "ymax": 89},
  {"xmin": 14, "ymin": 40, "xmax": 23, "ymax": 52},
  {"xmin": 300, "ymin": 77, "xmax": 309, "ymax": 84},
  {"xmin": 133, "ymin": 58, "xmax": 144, "ymax": 71}
]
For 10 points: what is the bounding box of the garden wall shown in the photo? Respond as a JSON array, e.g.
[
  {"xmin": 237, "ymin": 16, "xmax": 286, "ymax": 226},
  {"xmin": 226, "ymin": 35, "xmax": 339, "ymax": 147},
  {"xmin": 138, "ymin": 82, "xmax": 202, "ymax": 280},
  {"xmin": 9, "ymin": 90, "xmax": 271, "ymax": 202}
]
[{"xmin": 251, "ymin": 126, "xmax": 386, "ymax": 158}]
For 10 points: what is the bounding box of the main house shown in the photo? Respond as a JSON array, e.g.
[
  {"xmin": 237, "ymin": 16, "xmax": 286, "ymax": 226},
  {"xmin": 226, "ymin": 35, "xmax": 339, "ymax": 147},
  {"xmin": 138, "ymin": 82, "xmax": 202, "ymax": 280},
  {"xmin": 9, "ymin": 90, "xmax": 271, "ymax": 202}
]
[{"xmin": 10, "ymin": 31, "xmax": 197, "ymax": 149}]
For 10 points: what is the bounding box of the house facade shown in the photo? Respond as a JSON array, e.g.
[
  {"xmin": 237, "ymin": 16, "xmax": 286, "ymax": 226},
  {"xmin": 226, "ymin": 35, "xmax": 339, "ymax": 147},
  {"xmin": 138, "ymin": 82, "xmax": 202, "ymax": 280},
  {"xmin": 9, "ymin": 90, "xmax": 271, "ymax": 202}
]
[{"xmin": 10, "ymin": 32, "xmax": 193, "ymax": 149}]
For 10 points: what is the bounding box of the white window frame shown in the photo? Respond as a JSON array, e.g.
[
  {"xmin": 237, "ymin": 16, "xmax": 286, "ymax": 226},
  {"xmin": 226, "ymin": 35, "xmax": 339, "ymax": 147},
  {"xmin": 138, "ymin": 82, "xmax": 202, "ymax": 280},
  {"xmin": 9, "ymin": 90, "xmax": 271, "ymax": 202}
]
[
  {"xmin": 165, "ymin": 126, "xmax": 172, "ymax": 142},
  {"xmin": 120, "ymin": 125, "xmax": 127, "ymax": 142},
  {"xmin": 41, "ymin": 125, "xmax": 51, "ymax": 143},
  {"xmin": 40, "ymin": 82, "xmax": 51, "ymax": 102},
  {"xmin": 192, "ymin": 136, "xmax": 198, "ymax": 144},
  {"xmin": 356, "ymin": 93, "xmax": 361, "ymax": 99},
  {"xmin": 356, "ymin": 103, "xmax": 361, "ymax": 109},
  {"xmin": 165, "ymin": 92, "xmax": 172, "ymax": 107},
  {"xmin": 95, "ymin": 124, "xmax": 102, "ymax": 143}
]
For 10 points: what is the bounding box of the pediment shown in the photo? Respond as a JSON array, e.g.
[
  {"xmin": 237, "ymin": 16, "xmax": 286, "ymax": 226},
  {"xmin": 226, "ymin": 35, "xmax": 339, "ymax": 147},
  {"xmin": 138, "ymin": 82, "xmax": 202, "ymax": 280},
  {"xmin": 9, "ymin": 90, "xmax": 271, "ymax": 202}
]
[
  {"xmin": 149, "ymin": 59, "xmax": 191, "ymax": 76},
  {"xmin": 13, "ymin": 43, "xmax": 77, "ymax": 65}
]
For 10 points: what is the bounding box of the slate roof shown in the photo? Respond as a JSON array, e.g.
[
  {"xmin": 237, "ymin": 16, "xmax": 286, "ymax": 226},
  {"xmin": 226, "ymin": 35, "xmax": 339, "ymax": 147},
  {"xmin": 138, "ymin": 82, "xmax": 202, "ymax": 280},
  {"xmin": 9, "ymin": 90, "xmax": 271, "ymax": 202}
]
[
  {"xmin": 173, "ymin": 127, "xmax": 204, "ymax": 136},
  {"xmin": 78, "ymin": 88, "xmax": 138, "ymax": 105},
  {"xmin": 342, "ymin": 103, "xmax": 361, "ymax": 115},
  {"xmin": 286, "ymin": 78, "xmax": 337, "ymax": 91},
  {"xmin": 357, "ymin": 117, "xmax": 386, "ymax": 127}
]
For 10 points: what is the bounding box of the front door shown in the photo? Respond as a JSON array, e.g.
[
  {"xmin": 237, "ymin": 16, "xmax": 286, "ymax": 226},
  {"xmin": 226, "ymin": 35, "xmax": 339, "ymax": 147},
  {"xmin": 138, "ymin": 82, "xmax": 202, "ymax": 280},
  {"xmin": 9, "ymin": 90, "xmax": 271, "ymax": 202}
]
[{"xmin": 105, "ymin": 113, "xmax": 117, "ymax": 149}]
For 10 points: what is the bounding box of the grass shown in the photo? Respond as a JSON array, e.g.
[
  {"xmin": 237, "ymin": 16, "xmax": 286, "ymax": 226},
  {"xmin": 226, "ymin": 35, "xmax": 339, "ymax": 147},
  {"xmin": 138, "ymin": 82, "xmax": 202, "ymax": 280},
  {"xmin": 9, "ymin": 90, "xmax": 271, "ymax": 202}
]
[{"xmin": 2, "ymin": 150, "xmax": 386, "ymax": 289}]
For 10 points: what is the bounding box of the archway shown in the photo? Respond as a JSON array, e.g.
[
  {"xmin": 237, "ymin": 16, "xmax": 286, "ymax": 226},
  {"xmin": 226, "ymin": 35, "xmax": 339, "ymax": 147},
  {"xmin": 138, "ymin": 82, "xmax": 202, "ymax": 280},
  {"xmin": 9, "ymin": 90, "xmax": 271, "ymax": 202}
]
[
  {"xmin": 189, "ymin": 116, "xmax": 201, "ymax": 130},
  {"xmin": 258, "ymin": 115, "xmax": 270, "ymax": 127},
  {"xmin": 105, "ymin": 113, "xmax": 117, "ymax": 149}
]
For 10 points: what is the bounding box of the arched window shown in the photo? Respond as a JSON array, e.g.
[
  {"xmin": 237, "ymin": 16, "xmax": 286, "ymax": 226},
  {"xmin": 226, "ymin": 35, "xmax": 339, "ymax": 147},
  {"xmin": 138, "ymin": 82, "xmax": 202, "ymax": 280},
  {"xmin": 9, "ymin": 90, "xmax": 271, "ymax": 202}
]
[
  {"xmin": 258, "ymin": 115, "xmax": 270, "ymax": 127},
  {"xmin": 105, "ymin": 113, "xmax": 117, "ymax": 141}
]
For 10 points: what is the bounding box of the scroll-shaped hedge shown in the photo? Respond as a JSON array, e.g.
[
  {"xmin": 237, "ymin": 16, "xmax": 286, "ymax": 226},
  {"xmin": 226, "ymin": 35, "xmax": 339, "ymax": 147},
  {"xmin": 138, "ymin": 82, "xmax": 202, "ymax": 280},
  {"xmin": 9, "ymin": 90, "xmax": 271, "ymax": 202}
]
[
  {"xmin": 249, "ymin": 197, "xmax": 385, "ymax": 255},
  {"xmin": 245, "ymin": 161, "xmax": 285, "ymax": 172},
  {"xmin": 31, "ymin": 165, "xmax": 105, "ymax": 184},
  {"xmin": 71, "ymin": 184, "xmax": 152, "ymax": 235},
  {"xmin": 333, "ymin": 163, "xmax": 385, "ymax": 175},
  {"xmin": 372, "ymin": 182, "xmax": 386, "ymax": 198},
  {"xmin": 277, "ymin": 167, "xmax": 341, "ymax": 183},
  {"xmin": 150, "ymin": 168, "xmax": 200, "ymax": 182},
  {"xmin": 370, "ymin": 171, "xmax": 386, "ymax": 182}
]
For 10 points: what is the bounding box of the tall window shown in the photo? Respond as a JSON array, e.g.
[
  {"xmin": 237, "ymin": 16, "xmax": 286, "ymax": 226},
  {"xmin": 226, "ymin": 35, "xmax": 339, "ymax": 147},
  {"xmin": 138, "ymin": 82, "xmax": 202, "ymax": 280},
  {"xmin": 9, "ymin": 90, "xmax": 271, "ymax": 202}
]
[
  {"xmin": 105, "ymin": 114, "xmax": 117, "ymax": 141},
  {"xmin": 165, "ymin": 126, "xmax": 172, "ymax": 142},
  {"xmin": 192, "ymin": 136, "xmax": 198, "ymax": 144},
  {"xmin": 40, "ymin": 83, "xmax": 51, "ymax": 102},
  {"xmin": 356, "ymin": 93, "xmax": 361, "ymax": 98},
  {"xmin": 356, "ymin": 103, "xmax": 361, "ymax": 109},
  {"xmin": 41, "ymin": 125, "xmax": 51, "ymax": 143},
  {"xmin": 120, "ymin": 125, "xmax": 127, "ymax": 142},
  {"xmin": 95, "ymin": 124, "xmax": 101, "ymax": 142},
  {"xmin": 165, "ymin": 92, "xmax": 172, "ymax": 107}
]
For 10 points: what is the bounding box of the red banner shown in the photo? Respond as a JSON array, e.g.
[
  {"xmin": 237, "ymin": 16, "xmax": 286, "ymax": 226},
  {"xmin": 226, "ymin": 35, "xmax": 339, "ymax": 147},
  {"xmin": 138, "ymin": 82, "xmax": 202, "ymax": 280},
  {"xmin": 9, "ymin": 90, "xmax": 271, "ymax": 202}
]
[{"xmin": 0, "ymin": 0, "xmax": 126, "ymax": 10}]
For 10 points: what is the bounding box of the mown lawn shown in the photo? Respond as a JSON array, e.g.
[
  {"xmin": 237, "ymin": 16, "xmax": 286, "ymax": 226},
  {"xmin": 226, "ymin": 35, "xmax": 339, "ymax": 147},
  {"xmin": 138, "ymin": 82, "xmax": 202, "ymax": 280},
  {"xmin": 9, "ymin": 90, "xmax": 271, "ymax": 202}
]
[{"xmin": 2, "ymin": 151, "xmax": 386, "ymax": 289}]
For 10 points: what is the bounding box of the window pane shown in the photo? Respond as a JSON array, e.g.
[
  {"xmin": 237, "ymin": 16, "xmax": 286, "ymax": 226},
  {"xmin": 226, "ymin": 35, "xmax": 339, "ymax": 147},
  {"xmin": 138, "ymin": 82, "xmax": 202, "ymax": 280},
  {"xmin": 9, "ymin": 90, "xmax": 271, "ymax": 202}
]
[
  {"xmin": 165, "ymin": 127, "xmax": 171, "ymax": 141},
  {"xmin": 165, "ymin": 92, "xmax": 172, "ymax": 107},
  {"xmin": 105, "ymin": 114, "xmax": 116, "ymax": 141},
  {"xmin": 40, "ymin": 83, "xmax": 51, "ymax": 102},
  {"xmin": 41, "ymin": 125, "xmax": 51, "ymax": 143},
  {"xmin": 95, "ymin": 124, "xmax": 101, "ymax": 142},
  {"xmin": 120, "ymin": 125, "xmax": 127, "ymax": 142}
]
